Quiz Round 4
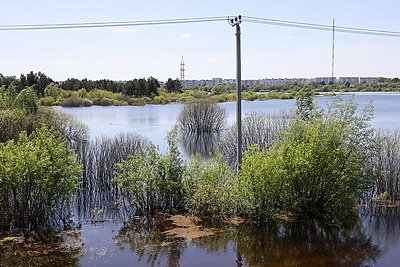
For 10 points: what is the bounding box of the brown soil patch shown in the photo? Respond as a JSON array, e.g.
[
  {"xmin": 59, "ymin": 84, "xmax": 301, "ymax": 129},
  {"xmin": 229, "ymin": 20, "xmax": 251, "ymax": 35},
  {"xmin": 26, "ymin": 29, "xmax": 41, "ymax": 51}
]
[{"xmin": 162, "ymin": 215, "xmax": 215, "ymax": 241}]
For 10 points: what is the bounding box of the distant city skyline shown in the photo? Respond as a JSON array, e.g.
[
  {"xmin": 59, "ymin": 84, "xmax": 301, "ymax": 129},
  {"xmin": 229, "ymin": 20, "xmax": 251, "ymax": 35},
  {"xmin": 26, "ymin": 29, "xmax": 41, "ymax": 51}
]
[{"xmin": 1, "ymin": 0, "xmax": 399, "ymax": 81}]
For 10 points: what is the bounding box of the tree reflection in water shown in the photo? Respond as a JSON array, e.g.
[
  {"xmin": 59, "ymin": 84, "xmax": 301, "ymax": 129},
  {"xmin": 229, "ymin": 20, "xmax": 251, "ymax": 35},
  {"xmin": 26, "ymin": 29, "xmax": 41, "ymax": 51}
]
[
  {"xmin": 112, "ymin": 211, "xmax": 382, "ymax": 266},
  {"xmin": 179, "ymin": 131, "xmax": 220, "ymax": 159},
  {"xmin": 113, "ymin": 215, "xmax": 186, "ymax": 266}
]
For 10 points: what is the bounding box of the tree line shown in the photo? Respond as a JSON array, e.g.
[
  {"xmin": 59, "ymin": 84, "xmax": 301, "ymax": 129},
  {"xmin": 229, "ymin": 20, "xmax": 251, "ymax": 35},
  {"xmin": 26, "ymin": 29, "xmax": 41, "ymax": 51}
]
[{"xmin": 0, "ymin": 71, "xmax": 183, "ymax": 98}]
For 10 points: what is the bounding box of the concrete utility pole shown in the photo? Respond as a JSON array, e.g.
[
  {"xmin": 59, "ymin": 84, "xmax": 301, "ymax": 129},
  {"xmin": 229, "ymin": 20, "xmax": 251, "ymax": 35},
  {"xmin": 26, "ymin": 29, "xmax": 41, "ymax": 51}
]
[
  {"xmin": 229, "ymin": 15, "xmax": 242, "ymax": 172},
  {"xmin": 331, "ymin": 19, "xmax": 335, "ymax": 84}
]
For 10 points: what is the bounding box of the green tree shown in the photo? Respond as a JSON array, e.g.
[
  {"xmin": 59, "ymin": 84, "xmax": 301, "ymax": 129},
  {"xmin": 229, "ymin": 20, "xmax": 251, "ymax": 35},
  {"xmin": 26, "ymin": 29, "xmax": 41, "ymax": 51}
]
[
  {"xmin": 44, "ymin": 82, "xmax": 62, "ymax": 99},
  {"xmin": 146, "ymin": 76, "xmax": 160, "ymax": 96},
  {"xmin": 165, "ymin": 78, "xmax": 182, "ymax": 93}
]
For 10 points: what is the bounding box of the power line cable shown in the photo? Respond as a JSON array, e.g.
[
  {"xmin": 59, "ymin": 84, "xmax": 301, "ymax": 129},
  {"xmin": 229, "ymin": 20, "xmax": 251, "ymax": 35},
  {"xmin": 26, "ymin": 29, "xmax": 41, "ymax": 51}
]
[
  {"xmin": 0, "ymin": 15, "xmax": 399, "ymax": 38},
  {"xmin": 243, "ymin": 16, "xmax": 400, "ymax": 38},
  {"xmin": 0, "ymin": 16, "xmax": 228, "ymax": 31}
]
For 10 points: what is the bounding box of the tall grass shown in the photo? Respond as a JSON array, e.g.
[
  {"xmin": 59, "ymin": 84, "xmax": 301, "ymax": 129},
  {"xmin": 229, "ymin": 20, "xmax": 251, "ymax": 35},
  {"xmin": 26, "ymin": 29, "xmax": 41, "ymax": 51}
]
[
  {"xmin": 75, "ymin": 133, "xmax": 149, "ymax": 217},
  {"xmin": 369, "ymin": 130, "xmax": 400, "ymax": 201}
]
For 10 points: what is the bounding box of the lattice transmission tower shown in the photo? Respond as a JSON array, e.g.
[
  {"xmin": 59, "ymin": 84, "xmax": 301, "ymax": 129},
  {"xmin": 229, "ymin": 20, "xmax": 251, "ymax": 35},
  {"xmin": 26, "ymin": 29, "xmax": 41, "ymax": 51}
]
[{"xmin": 180, "ymin": 56, "xmax": 185, "ymax": 82}]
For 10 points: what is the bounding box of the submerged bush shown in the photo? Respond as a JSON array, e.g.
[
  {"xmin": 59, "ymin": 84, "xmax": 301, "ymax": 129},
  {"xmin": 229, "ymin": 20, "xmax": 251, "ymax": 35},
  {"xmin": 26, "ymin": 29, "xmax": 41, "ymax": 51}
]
[
  {"xmin": 92, "ymin": 97, "xmax": 113, "ymax": 106},
  {"xmin": 370, "ymin": 130, "xmax": 400, "ymax": 201},
  {"xmin": 0, "ymin": 126, "xmax": 81, "ymax": 234},
  {"xmin": 238, "ymin": 97, "xmax": 374, "ymax": 221},
  {"xmin": 60, "ymin": 97, "xmax": 92, "ymax": 107},
  {"xmin": 114, "ymin": 129, "xmax": 185, "ymax": 215},
  {"xmin": 77, "ymin": 132, "xmax": 148, "ymax": 217},
  {"xmin": 177, "ymin": 98, "xmax": 227, "ymax": 134}
]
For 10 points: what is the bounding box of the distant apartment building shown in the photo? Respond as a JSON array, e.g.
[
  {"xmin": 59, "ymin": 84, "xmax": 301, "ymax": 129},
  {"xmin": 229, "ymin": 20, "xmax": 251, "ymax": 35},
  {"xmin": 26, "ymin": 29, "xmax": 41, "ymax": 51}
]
[
  {"xmin": 314, "ymin": 77, "xmax": 336, "ymax": 84},
  {"xmin": 212, "ymin": 77, "xmax": 223, "ymax": 85},
  {"xmin": 337, "ymin": 77, "xmax": 377, "ymax": 84},
  {"xmin": 338, "ymin": 77, "xmax": 360, "ymax": 83},
  {"xmin": 359, "ymin": 77, "xmax": 377, "ymax": 83},
  {"xmin": 180, "ymin": 76, "xmax": 378, "ymax": 87}
]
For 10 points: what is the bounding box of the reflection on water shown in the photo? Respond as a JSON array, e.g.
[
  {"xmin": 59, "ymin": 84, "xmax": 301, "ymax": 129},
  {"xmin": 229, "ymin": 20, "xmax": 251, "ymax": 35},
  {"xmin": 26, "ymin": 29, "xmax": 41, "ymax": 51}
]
[
  {"xmin": 5, "ymin": 206, "xmax": 400, "ymax": 265},
  {"xmin": 109, "ymin": 212, "xmax": 382, "ymax": 266},
  {"xmin": 179, "ymin": 132, "xmax": 220, "ymax": 159},
  {"xmin": 0, "ymin": 230, "xmax": 82, "ymax": 267}
]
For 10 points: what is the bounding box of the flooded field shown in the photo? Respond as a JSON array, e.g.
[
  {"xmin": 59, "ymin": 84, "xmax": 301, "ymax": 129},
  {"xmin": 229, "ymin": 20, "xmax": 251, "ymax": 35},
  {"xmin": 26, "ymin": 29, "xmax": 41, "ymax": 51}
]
[{"xmin": 2, "ymin": 93, "xmax": 400, "ymax": 266}]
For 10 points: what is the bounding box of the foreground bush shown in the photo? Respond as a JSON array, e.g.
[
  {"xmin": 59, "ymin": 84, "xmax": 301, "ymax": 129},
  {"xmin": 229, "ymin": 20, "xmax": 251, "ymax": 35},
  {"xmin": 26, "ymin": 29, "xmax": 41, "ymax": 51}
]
[
  {"xmin": 183, "ymin": 153, "xmax": 235, "ymax": 217},
  {"xmin": 0, "ymin": 126, "xmax": 81, "ymax": 234},
  {"xmin": 114, "ymin": 129, "xmax": 185, "ymax": 215},
  {"xmin": 237, "ymin": 97, "xmax": 374, "ymax": 221}
]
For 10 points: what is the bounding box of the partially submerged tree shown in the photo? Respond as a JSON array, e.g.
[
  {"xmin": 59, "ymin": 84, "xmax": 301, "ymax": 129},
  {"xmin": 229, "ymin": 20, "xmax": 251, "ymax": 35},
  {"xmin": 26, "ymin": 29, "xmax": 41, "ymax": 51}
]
[{"xmin": 177, "ymin": 98, "xmax": 227, "ymax": 134}]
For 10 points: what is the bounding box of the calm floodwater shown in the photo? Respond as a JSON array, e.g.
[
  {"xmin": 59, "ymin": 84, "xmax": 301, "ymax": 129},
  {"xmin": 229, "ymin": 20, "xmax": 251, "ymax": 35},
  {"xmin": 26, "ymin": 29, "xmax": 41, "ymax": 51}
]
[
  {"xmin": 58, "ymin": 92, "xmax": 400, "ymax": 149},
  {"xmin": 4, "ymin": 92, "xmax": 398, "ymax": 266}
]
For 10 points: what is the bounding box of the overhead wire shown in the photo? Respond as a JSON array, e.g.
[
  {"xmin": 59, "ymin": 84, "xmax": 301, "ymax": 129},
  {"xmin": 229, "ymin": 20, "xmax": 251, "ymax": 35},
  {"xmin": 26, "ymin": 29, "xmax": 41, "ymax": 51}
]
[
  {"xmin": 0, "ymin": 15, "xmax": 399, "ymax": 38},
  {"xmin": 243, "ymin": 16, "xmax": 400, "ymax": 38},
  {"xmin": 0, "ymin": 16, "xmax": 228, "ymax": 31}
]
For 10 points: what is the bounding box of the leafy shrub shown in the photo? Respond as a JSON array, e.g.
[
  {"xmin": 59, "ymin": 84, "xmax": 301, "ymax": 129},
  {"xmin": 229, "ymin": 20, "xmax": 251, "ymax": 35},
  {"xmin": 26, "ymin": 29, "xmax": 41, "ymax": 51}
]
[
  {"xmin": 238, "ymin": 97, "xmax": 374, "ymax": 221},
  {"xmin": 112, "ymin": 99, "xmax": 128, "ymax": 106},
  {"xmin": 86, "ymin": 89, "xmax": 122, "ymax": 100},
  {"xmin": 183, "ymin": 153, "xmax": 235, "ymax": 217},
  {"xmin": 13, "ymin": 86, "xmax": 38, "ymax": 114},
  {"xmin": 0, "ymin": 109, "xmax": 32, "ymax": 143},
  {"xmin": 114, "ymin": 129, "xmax": 185, "ymax": 215},
  {"xmin": 154, "ymin": 95, "xmax": 166, "ymax": 104},
  {"xmin": 0, "ymin": 126, "xmax": 81, "ymax": 234},
  {"xmin": 38, "ymin": 96, "xmax": 56, "ymax": 106},
  {"xmin": 0, "ymin": 85, "xmax": 17, "ymax": 110}
]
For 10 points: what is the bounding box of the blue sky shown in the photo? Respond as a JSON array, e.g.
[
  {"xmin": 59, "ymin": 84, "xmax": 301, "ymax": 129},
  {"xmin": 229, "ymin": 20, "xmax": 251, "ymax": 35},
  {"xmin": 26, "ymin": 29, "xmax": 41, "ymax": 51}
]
[{"xmin": 1, "ymin": 0, "xmax": 399, "ymax": 81}]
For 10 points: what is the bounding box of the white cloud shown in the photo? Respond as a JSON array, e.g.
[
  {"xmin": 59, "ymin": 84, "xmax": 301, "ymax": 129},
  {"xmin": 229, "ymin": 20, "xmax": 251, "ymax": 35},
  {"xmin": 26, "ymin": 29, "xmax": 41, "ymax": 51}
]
[
  {"xmin": 180, "ymin": 33, "xmax": 192, "ymax": 38},
  {"xmin": 117, "ymin": 28, "xmax": 137, "ymax": 34},
  {"xmin": 284, "ymin": 36, "xmax": 295, "ymax": 40}
]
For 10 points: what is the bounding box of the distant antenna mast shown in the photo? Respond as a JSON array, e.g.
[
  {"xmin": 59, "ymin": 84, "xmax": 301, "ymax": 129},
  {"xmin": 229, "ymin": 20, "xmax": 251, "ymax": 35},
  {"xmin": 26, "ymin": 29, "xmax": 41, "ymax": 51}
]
[
  {"xmin": 180, "ymin": 56, "xmax": 185, "ymax": 81},
  {"xmin": 331, "ymin": 18, "xmax": 335, "ymax": 84}
]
